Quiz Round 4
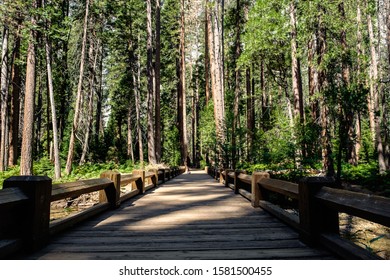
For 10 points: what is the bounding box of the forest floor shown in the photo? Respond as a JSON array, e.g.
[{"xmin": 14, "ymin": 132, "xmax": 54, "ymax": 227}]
[
  {"xmin": 338, "ymin": 182, "xmax": 390, "ymax": 259},
  {"xmin": 339, "ymin": 213, "xmax": 390, "ymax": 259}
]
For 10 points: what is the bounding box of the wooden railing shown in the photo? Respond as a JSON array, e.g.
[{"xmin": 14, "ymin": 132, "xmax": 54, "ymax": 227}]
[
  {"xmin": 208, "ymin": 166, "xmax": 390, "ymax": 260},
  {"xmin": 0, "ymin": 167, "xmax": 185, "ymax": 258}
]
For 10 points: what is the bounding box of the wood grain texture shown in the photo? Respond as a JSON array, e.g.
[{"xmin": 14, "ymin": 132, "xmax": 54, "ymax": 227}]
[
  {"xmin": 27, "ymin": 171, "xmax": 335, "ymax": 260},
  {"xmin": 258, "ymin": 178, "xmax": 299, "ymax": 200}
]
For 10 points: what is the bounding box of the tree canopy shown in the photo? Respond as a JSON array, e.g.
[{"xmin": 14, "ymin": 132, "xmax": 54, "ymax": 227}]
[{"xmin": 0, "ymin": 0, "xmax": 389, "ymax": 186}]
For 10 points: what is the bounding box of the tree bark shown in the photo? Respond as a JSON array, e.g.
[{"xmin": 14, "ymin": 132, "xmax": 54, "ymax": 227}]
[
  {"xmin": 317, "ymin": 6, "xmax": 334, "ymax": 176},
  {"xmin": 246, "ymin": 67, "xmax": 254, "ymax": 162},
  {"xmin": 205, "ymin": 7, "xmax": 210, "ymax": 105},
  {"xmin": 134, "ymin": 47, "xmax": 144, "ymax": 164},
  {"xmin": 289, "ymin": 1, "xmax": 306, "ymax": 161},
  {"xmin": 290, "ymin": 1, "xmax": 304, "ymax": 123},
  {"xmin": 146, "ymin": 0, "xmax": 156, "ymax": 165},
  {"xmin": 232, "ymin": 0, "xmax": 241, "ymax": 169},
  {"xmin": 65, "ymin": 0, "xmax": 90, "ymax": 175},
  {"xmin": 207, "ymin": 0, "xmax": 225, "ymax": 167},
  {"xmin": 127, "ymin": 108, "xmax": 134, "ymax": 162},
  {"xmin": 178, "ymin": 0, "xmax": 188, "ymax": 166},
  {"xmin": 95, "ymin": 45, "xmax": 103, "ymax": 149},
  {"xmin": 387, "ymin": 0, "xmax": 390, "ymax": 67},
  {"xmin": 155, "ymin": 0, "xmax": 162, "ymax": 163},
  {"xmin": 35, "ymin": 68, "xmax": 43, "ymax": 157},
  {"xmin": 8, "ymin": 22, "xmax": 22, "ymax": 167},
  {"xmin": 80, "ymin": 36, "xmax": 98, "ymax": 166},
  {"xmin": 308, "ymin": 36, "xmax": 319, "ymax": 122},
  {"xmin": 59, "ymin": 1, "xmax": 70, "ymax": 142},
  {"xmin": 336, "ymin": 1, "xmax": 353, "ymax": 183},
  {"xmin": 353, "ymin": 2, "xmax": 364, "ymax": 164},
  {"xmin": 43, "ymin": 0, "xmax": 61, "ymax": 178},
  {"xmin": 0, "ymin": 26, "xmax": 9, "ymax": 171},
  {"xmin": 260, "ymin": 61, "xmax": 268, "ymax": 131},
  {"xmin": 21, "ymin": 0, "xmax": 41, "ymax": 175},
  {"xmin": 366, "ymin": 1, "xmax": 386, "ymax": 173}
]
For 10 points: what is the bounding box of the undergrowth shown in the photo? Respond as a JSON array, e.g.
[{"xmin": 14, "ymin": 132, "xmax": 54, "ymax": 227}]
[
  {"xmin": 236, "ymin": 161, "xmax": 390, "ymax": 197},
  {"xmin": 0, "ymin": 159, "xmax": 143, "ymax": 188}
]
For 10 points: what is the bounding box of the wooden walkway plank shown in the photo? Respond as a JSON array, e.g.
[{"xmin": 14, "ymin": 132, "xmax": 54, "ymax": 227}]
[{"xmin": 28, "ymin": 170, "xmax": 335, "ymax": 260}]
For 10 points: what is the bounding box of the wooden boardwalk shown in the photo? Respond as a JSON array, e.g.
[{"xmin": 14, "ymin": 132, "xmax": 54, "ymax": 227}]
[{"xmin": 28, "ymin": 170, "xmax": 335, "ymax": 260}]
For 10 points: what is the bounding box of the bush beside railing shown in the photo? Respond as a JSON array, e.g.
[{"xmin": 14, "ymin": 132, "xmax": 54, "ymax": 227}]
[
  {"xmin": 207, "ymin": 166, "xmax": 390, "ymax": 260},
  {"xmin": 0, "ymin": 167, "xmax": 185, "ymax": 258}
]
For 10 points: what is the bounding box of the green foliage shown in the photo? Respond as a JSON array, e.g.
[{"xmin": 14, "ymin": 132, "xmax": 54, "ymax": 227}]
[
  {"xmin": 236, "ymin": 163, "xmax": 268, "ymax": 175},
  {"xmin": 342, "ymin": 163, "xmax": 390, "ymax": 196},
  {"xmin": 0, "ymin": 159, "xmax": 142, "ymax": 187},
  {"xmin": 259, "ymin": 108, "xmax": 296, "ymax": 167},
  {"xmin": 162, "ymin": 125, "xmax": 181, "ymax": 167},
  {"xmin": 0, "ymin": 165, "xmax": 20, "ymax": 189},
  {"xmin": 199, "ymin": 101, "xmax": 216, "ymax": 162}
]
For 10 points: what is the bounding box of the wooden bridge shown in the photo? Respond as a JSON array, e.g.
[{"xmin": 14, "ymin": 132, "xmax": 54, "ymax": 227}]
[{"xmin": 1, "ymin": 167, "xmax": 389, "ymax": 260}]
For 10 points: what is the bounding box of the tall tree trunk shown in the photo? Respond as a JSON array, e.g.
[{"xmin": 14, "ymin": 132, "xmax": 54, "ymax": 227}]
[
  {"xmin": 79, "ymin": 77, "xmax": 94, "ymax": 165},
  {"xmin": 366, "ymin": 4, "xmax": 377, "ymax": 143},
  {"xmin": 134, "ymin": 48, "xmax": 144, "ymax": 164},
  {"xmin": 260, "ymin": 61, "xmax": 268, "ymax": 131},
  {"xmin": 205, "ymin": 7, "xmax": 210, "ymax": 105},
  {"xmin": 387, "ymin": 0, "xmax": 390, "ymax": 67},
  {"xmin": 193, "ymin": 70, "xmax": 200, "ymax": 168},
  {"xmin": 127, "ymin": 108, "xmax": 134, "ymax": 162},
  {"xmin": 80, "ymin": 33, "xmax": 99, "ymax": 166},
  {"xmin": 290, "ymin": 1, "xmax": 304, "ymax": 124},
  {"xmin": 21, "ymin": 0, "xmax": 41, "ymax": 175},
  {"xmin": 366, "ymin": 2, "xmax": 386, "ymax": 173},
  {"xmin": 353, "ymin": 2, "xmax": 364, "ymax": 164},
  {"xmin": 308, "ymin": 36, "xmax": 319, "ymax": 122},
  {"xmin": 155, "ymin": 0, "xmax": 162, "ymax": 163},
  {"xmin": 336, "ymin": 1, "xmax": 352, "ymax": 183},
  {"xmin": 58, "ymin": 0, "xmax": 70, "ymax": 142},
  {"xmin": 317, "ymin": 6, "xmax": 334, "ymax": 176},
  {"xmin": 43, "ymin": 0, "xmax": 61, "ymax": 178},
  {"xmin": 246, "ymin": 67, "xmax": 254, "ymax": 162},
  {"xmin": 0, "ymin": 26, "xmax": 9, "ymax": 171},
  {"xmin": 146, "ymin": 0, "xmax": 156, "ymax": 165},
  {"xmin": 35, "ymin": 67, "xmax": 43, "ymax": 158},
  {"xmin": 178, "ymin": 0, "xmax": 187, "ymax": 166},
  {"xmin": 232, "ymin": 0, "xmax": 241, "ymax": 169},
  {"xmin": 95, "ymin": 45, "xmax": 103, "ymax": 149},
  {"xmin": 290, "ymin": 1, "xmax": 306, "ymax": 161},
  {"xmin": 8, "ymin": 22, "xmax": 22, "ymax": 167},
  {"xmin": 65, "ymin": 0, "xmax": 90, "ymax": 175},
  {"xmin": 207, "ymin": 0, "xmax": 226, "ymax": 167}
]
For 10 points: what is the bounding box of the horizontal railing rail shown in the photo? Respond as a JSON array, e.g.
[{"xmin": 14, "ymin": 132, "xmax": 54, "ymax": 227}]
[
  {"xmin": 0, "ymin": 166, "xmax": 185, "ymax": 258},
  {"xmin": 207, "ymin": 166, "xmax": 390, "ymax": 260}
]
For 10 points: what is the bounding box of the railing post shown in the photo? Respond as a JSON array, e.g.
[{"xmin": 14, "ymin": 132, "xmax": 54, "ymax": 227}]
[
  {"xmin": 298, "ymin": 177, "xmax": 338, "ymax": 245},
  {"xmin": 219, "ymin": 169, "xmax": 224, "ymax": 184},
  {"xmin": 100, "ymin": 171, "xmax": 121, "ymax": 208},
  {"xmin": 133, "ymin": 170, "xmax": 145, "ymax": 194},
  {"xmin": 205, "ymin": 166, "xmax": 209, "ymax": 175},
  {"xmin": 165, "ymin": 168, "xmax": 170, "ymax": 181},
  {"xmin": 159, "ymin": 169, "xmax": 166, "ymax": 183},
  {"xmin": 234, "ymin": 170, "xmax": 244, "ymax": 194},
  {"xmin": 251, "ymin": 172, "xmax": 270, "ymax": 208},
  {"xmin": 151, "ymin": 169, "xmax": 158, "ymax": 187},
  {"xmin": 3, "ymin": 176, "xmax": 52, "ymax": 251},
  {"xmin": 224, "ymin": 169, "xmax": 233, "ymax": 188}
]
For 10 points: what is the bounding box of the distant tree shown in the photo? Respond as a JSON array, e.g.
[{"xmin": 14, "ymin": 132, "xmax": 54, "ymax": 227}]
[{"xmin": 20, "ymin": 0, "xmax": 41, "ymax": 175}]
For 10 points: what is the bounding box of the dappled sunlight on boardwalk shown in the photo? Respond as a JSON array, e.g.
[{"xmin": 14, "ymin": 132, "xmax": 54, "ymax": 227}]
[{"xmin": 27, "ymin": 170, "xmax": 335, "ymax": 260}]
